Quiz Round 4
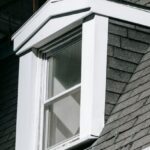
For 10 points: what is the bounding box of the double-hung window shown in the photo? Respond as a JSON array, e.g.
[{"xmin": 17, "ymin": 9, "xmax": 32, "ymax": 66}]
[
  {"xmin": 12, "ymin": 1, "xmax": 117, "ymax": 150},
  {"xmin": 41, "ymin": 27, "xmax": 82, "ymax": 149}
]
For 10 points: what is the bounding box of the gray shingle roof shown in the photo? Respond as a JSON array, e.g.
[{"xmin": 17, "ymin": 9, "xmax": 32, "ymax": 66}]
[
  {"xmin": 105, "ymin": 19, "xmax": 150, "ymax": 121},
  {"xmin": 87, "ymin": 19, "xmax": 150, "ymax": 150}
]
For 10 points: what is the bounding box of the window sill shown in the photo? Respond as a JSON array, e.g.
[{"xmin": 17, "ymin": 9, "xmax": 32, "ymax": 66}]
[{"xmin": 47, "ymin": 135, "xmax": 97, "ymax": 150}]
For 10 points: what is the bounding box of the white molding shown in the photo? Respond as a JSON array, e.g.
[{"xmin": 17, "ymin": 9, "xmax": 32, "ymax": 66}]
[
  {"xmin": 12, "ymin": 0, "xmax": 90, "ymax": 51},
  {"xmin": 15, "ymin": 51, "xmax": 42, "ymax": 150},
  {"xmin": 16, "ymin": 11, "xmax": 91, "ymax": 55},
  {"xmin": 143, "ymin": 147, "xmax": 150, "ymax": 150},
  {"xmin": 47, "ymin": 135, "xmax": 96, "ymax": 150},
  {"xmin": 91, "ymin": 0, "xmax": 150, "ymax": 27},
  {"xmin": 14, "ymin": 1, "xmax": 150, "ymax": 149},
  {"xmin": 80, "ymin": 15, "xmax": 108, "ymax": 139},
  {"xmin": 13, "ymin": 0, "xmax": 150, "ymax": 55}
]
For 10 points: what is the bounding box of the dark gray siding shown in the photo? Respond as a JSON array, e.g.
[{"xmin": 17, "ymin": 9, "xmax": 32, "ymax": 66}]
[{"xmin": 0, "ymin": 54, "xmax": 19, "ymax": 150}]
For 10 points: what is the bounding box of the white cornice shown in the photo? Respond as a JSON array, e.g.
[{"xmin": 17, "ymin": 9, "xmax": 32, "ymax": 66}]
[
  {"xmin": 12, "ymin": 0, "xmax": 150, "ymax": 54},
  {"xmin": 12, "ymin": 0, "xmax": 91, "ymax": 52},
  {"xmin": 16, "ymin": 11, "xmax": 91, "ymax": 55}
]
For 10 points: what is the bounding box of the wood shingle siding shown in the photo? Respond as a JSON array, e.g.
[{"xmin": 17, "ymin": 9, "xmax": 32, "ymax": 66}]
[{"xmin": 0, "ymin": 54, "xmax": 19, "ymax": 150}]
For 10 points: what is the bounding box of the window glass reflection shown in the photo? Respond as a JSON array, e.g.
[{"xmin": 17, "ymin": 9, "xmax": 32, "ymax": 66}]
[
  {"xmin": 47, "ymin": 90, "xmax": 80, "ymax": 147},
  {"xmin": 48, "ymin": 39, "xmax": 81, "ymax": 98}
]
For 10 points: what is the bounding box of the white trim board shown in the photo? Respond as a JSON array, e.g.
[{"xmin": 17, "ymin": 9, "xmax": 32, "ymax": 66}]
[
  {"xmin": 12, "ymin": 0, "xmax": 90, "ymax": 51},
  {"xmin": 12, "ymin": 0, "xmax": 150, "ymax": 54},
  {"xmin": 80, "ymin": 15, "xmax": 108, "ymax": 138},
  {"xmin": 16, "ymin": 11, "xmax": 91, "ymax": 55},
  {"xmin": 143, "ymin": 148, "xmax": 150, "ymax": 150},
  {"xmin": 91, "ymin": 0, "xmax": 150, "ymax": 28}
]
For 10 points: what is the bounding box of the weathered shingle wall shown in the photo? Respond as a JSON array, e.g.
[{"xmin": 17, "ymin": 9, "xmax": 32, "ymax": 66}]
[
  {"xmin": 0, "ymin": 54, "xmax": 19, "ymax": 150},
  {"xmin": 87, "ymin": 19, "xmax": 150, "ymax": 150},
  {"xmin": 105, "ymin": 19, "xmax": 150, "ymax": 121}
]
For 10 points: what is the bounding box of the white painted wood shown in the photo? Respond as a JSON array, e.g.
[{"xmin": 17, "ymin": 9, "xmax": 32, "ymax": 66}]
[
  {"xmin": 80, "ymin": 15, "xmax": 108, "ymax": 138},
  {"xmin": 14, "ymin": 0, "xmax": 150, "ymax": 149},
  {"xmin": 47, "ymin": 135, "xmax": 96, "ymax": 150},
  {"xmin": 12, "ymin": 0, "xmax": 90, "ymax": 51},
  {"xmin": 16, "ymin": 11, "xmax": 91, "ymax": 55},
  {"xmin": 91, "ymin": 0, "xmax": 150, "ymax": 27},
  {"xmin": 15, "ymin": 51, "xmax": 42, "ymax": 150},
  {"xmin": 39, "ymin": 57, "xmax": 48, "ymax": 150},
  {"xmin": 143, "ymin": 147, "xmax": 150, "ymax": 150},
  {"xmin": 12, "ymin": 0, "xmax": 150, "ymax": 55}
]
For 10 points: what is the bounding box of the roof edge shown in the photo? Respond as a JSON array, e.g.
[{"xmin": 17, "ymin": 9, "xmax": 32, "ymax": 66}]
[{"xmin": 11, "ymin": 0, "xmax": 90, "ymax": 40}]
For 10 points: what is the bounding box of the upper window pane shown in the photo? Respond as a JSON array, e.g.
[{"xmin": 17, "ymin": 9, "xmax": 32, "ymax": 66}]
[{"xmin": 48, "ymin": 39, "xmax": 81, "ymax": 98}]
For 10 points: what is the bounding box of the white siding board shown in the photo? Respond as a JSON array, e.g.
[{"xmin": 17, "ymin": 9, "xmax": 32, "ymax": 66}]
[{"xmin": 15, "ymin": 51, "xmax": 41, "ymax": 150}]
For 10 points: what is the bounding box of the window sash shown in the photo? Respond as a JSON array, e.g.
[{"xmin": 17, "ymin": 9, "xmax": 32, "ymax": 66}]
[
  {"xmin": 46, "ymin": 90, "xmax": 80, "ymax": 147},
  {"xmin": 42, "ymin": 27, "xmax": 82, "ymax": 149},
  {"xmin": 44, "ymin": 82, "xmax": 81, "ymax": 149},
  {"xmin": 46, "ymin": 38, "xmax": 81, "ymax": 98}
]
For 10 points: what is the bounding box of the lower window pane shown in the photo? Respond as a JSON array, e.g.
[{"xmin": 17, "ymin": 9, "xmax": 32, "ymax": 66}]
[{"xmin": 47, "ymin": 90, "xmax": 80, "ymax": 147}]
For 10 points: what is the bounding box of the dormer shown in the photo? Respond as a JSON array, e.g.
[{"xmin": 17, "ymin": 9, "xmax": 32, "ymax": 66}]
[{"xmin": 12, "ymin": 0, "xmax": 150, "ymax": 150}]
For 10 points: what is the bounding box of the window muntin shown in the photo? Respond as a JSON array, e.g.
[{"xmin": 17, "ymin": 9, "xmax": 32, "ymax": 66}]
[{"xmin": 43, "ymin": 30, "xmax": 82, "ymax": 149}]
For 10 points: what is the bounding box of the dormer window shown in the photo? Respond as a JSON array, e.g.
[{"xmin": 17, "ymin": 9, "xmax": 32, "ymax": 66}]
[
  {"xmin": 12, "ymin": 6, "xmax": 108, "ymax": 148},
  {"xmin": 12, "ymin": 1, "xmax": 150, "ymax": 150}
]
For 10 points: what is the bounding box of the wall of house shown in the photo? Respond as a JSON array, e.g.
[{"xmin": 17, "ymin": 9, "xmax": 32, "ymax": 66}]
[
  {"xmin": 86, "ymin": 19, "xmax": 150, "ymax": 150},
  {"xmin": 105, "ymin": 19, "xmax": 150, "ymax": 122},
  {"xmin": 0, "ymin": 54, "xmax": 19, "ymax": 150}
]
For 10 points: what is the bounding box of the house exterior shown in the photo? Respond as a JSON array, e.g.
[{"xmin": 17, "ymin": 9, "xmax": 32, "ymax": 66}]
[{"xmin": 1, "ymin": 0, "xmax": 150, "ymax": 150}]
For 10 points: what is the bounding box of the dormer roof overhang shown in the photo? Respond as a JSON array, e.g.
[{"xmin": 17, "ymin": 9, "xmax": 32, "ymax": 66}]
[{"xmin": 12, "ymin": 0, "xmax": 150, "ymax": 55}]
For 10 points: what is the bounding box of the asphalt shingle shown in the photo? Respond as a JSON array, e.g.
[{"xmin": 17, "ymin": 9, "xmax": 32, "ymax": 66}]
[{"xmin": 87, "ymin": 19, "xmax": 150, "ymax": 150}]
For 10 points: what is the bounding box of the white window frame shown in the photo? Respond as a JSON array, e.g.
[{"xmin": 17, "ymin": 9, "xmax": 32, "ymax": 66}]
[
  {"xmin": 39, "ymin": 16, "xmax": 108, "ymax": 150},
  {"xmin": 12, "ymin": 1, "xmax": 150, "ymax": 150},
  {"xmin": 143, "ymin": 148, "xmax": 150, "ymax": 150}
]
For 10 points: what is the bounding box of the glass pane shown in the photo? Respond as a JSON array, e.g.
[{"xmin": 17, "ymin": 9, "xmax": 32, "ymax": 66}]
[
  {"xmin": 47, "ymin": 90, "xmax": 80, "ymax": 147},
  {"xmin": 48, "ymin": 39, "xmax": 81, "ymax": 98}
]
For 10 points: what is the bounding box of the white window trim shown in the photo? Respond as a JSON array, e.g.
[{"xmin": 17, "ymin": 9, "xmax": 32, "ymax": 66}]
[
  {"xmin": 40, "ymin": 15, "xmax": 108, "ymax": 150},
  {"xmin": 13, "ymin": 1, "xmax": 150, "ymax": 150},
  {"xmin": 15, "ymin": 15, "xmax": 108, "ymax": 150},
  {"xmin": 12, "ymin": 0, "xmax": 91, "ymax": 51},
  {"xmin": 80, "ymin": 15, "xmax": 108, "ymax": 139},
  {"xmin": 143, "ymin": 148, "xmax": 150, "ymax": 150}
]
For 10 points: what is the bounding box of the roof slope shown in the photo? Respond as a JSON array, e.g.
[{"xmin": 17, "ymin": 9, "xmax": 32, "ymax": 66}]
[
  {"xmin": 105, "ymin": 19, "xmax": 150, "ymax": 122},
  {"xmin": 87, "ymin": 19, "xmax": 150, "ymax": 150}
]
